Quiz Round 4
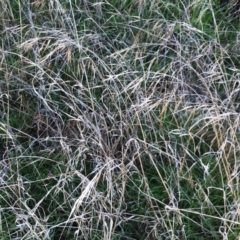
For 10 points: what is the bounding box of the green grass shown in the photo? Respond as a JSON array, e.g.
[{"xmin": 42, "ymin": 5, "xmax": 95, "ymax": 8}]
[{"xmin": 0, "ymin": 0, "xmax": 240, "ymax": 239}]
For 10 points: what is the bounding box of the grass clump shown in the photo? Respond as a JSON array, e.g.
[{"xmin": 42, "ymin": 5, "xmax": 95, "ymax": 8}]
[{"xmin": 0, "ymin": 0, "xmax": 240, "ymax": 239}]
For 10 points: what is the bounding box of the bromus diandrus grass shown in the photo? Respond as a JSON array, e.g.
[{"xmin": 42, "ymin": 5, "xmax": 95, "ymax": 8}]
[{"xmin": 0, "ymin": 0, "xmax": 240, "ymax": 239}]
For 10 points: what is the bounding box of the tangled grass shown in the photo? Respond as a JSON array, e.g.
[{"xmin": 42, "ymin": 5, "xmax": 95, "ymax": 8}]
[{"xmin": 0, "ymin": 0, "xmax": 240, "ymax": 239}]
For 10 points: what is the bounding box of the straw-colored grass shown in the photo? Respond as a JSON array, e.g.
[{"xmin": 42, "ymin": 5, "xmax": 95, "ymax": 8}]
[{"xmin": 0, "ymin": 0, "xmax": 240, "ymax": 239}]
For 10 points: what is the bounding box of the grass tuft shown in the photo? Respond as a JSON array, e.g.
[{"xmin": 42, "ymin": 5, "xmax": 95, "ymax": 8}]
[{"xmin": 0, "ymin": 0, "xmax": 240, "ymax": 239}]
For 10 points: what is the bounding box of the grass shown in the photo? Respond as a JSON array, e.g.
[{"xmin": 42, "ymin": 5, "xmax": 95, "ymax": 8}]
[{"xmin": 0, "ymin": 0, "xmax": 240, "ymax": 239}]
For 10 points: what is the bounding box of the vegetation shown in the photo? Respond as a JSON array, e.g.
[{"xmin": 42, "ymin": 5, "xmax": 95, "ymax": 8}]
[{"xmin": 0, "ymin": 0, "xmax": 240, "ymax": 239}]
